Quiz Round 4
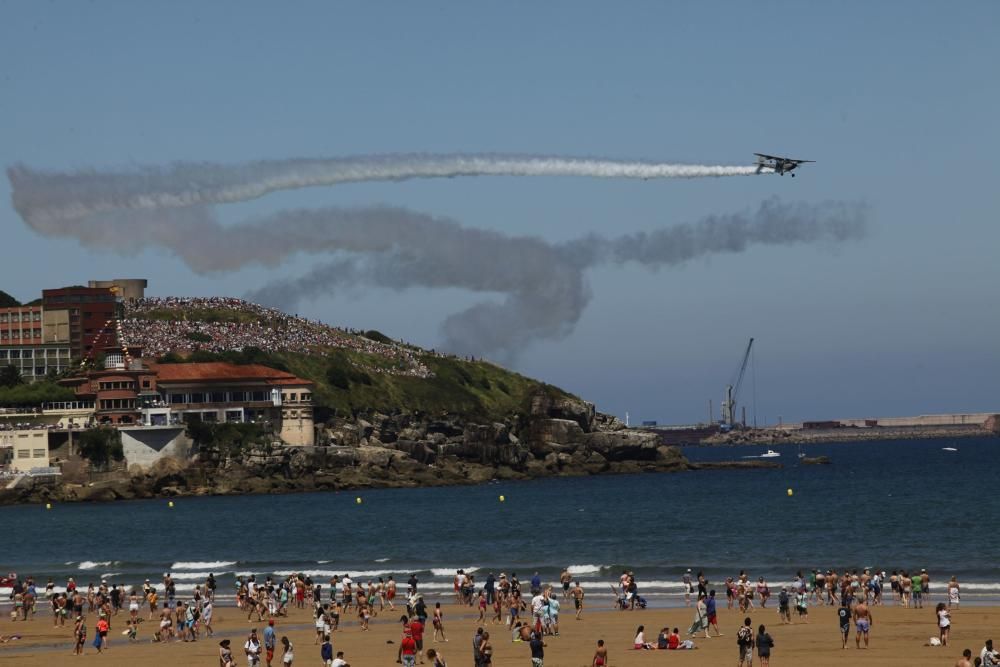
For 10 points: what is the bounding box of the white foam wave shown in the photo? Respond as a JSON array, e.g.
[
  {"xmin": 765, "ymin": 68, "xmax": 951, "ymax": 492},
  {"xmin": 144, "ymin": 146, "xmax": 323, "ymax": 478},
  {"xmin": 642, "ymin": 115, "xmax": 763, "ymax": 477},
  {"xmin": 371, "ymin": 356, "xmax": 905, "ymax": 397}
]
[
  {"xmin": 375, "ymin": 558, "xmax": 391, "ymax": 563},
  {"xmin": 169, "ymin": 572, "xmax": 221, "ymax": 581},
  {"xmin": 271, "ymin": 569, "xmax": 393, "ymax": 579},
  {"xmin": 78, "ymin": 561, "xmax": 112, "ymax": 570},
  {"xmin": 431, "ymin": 567, "xmax": 479, "ymax": 577},
  {"xmin": 567, "ymin": 564, "xmax": 605, "ymax": 575},
  {"xmin": 170, "ymin": 561, "xmax": 236, "ymax": 570}
]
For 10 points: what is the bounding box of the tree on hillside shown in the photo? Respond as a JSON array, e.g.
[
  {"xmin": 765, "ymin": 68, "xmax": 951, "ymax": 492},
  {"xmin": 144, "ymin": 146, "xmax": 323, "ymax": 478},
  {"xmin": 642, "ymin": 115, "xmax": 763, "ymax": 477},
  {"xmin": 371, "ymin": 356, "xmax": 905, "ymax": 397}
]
[
  {"xmin": 76, "ymin": 427, "xmax": 124, "ymax": 467},
  {"xmin": 0, "ymin": 290, "xmax": 20, "ymax": 308},
  {"xmin": 0, "ymin": 365, "xmax": 22, "ymax": 388}
]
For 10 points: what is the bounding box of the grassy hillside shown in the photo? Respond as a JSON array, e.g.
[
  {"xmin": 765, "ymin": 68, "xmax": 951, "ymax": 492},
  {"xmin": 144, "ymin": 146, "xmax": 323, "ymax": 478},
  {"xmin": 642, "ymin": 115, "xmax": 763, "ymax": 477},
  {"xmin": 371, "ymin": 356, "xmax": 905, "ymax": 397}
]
[
  {"xmin": 283, "ymin": 349, "xmax": 567, "ymax": 421},
  {"xmin": 130, "ymin": 297, "xmax": 575, "ymax": 422}
]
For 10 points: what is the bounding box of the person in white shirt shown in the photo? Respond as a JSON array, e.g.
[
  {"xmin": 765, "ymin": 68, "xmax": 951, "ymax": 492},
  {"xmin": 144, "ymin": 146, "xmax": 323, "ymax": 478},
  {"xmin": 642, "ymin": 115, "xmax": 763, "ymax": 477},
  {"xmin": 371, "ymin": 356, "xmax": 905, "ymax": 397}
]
[
  {"xmin": 245, "ymin": 629, "xmax": 262, "ymax": 666},
  {"xmin": 331, "ymin": 650, "xmax": 350, "ymax": 667}
]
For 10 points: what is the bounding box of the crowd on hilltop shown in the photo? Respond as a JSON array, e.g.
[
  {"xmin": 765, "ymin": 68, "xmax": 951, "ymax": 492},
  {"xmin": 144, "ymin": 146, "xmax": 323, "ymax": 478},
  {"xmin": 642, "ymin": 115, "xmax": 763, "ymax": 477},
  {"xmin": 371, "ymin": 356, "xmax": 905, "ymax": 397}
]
[{"xmin": 120, "ymin": 297, "xmax": 432, "ymax": 378}]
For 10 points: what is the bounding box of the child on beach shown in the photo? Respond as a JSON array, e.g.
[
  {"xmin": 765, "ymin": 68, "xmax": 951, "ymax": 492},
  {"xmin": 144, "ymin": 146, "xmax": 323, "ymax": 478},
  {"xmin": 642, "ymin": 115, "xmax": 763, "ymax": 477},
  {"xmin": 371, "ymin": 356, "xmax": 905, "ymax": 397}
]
[
  {"xmin": 949, "ymin": 577, "xmax": 961, "ymax": 609},
  {"xmin": 936, "ymin": 602, "xmax": 951, "ymax": 646}
]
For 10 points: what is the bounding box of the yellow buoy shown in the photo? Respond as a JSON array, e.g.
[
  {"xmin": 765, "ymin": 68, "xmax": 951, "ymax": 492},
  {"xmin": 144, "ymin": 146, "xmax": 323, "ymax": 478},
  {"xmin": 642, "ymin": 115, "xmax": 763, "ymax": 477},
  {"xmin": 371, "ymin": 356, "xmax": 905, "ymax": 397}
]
[
  {"xmin": 356, "ymin": 497, "xmax": 362, "ymax": 504},
  {"xmin": 499, "ymin": 495, "xmax": 505, "ymax": 502},
  {"xmin": 168, "ymin": 500, "xmax": 174, "ymax": 508},
  {"xmin": 787, "ymin": 488, "xmax": 794, "ymax": 497},
  {"xmin": 45, "ymin": 503, "xmax": 52, "ymax": 510}
]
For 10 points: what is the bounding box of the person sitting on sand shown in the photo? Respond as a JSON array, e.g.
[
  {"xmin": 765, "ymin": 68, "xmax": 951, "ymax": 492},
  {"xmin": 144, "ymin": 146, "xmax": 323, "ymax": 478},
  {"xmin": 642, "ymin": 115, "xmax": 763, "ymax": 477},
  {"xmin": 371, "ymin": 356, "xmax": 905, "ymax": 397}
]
[
  {"xmin": 668, "ymin": 628, "xmax": 697, "ymax": 650},
  {"xmin": 0, "ymin": 633, "xmax": 23, "ymax": 643},
  {"xmin": 633, "ymin": 625, "xmax": 654, "ymax": 649}
]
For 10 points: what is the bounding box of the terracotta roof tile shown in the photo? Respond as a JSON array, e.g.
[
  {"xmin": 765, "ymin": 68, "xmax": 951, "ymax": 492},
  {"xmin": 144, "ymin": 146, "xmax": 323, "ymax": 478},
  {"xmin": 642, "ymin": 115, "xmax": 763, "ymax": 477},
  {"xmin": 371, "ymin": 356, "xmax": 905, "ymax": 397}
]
[{"xmin": 147, "ymin": 361, "xmax": 312, "ymax": 386}]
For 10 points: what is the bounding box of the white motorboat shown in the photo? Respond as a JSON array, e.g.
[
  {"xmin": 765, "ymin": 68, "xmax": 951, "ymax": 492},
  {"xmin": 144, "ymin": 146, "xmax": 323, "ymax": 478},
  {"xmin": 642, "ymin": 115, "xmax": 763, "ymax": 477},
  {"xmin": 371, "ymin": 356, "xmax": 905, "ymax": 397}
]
[{"xmin": 759, "ymin": 449, "xmax": 781, "ymax": 458}]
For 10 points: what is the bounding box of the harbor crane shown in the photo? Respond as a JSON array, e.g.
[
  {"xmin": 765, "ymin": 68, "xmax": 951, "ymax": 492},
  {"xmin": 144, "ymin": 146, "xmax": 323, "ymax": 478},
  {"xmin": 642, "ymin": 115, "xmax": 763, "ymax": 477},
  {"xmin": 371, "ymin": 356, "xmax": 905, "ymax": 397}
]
[{"xmin": 720, "ymin": 337, "xmax": 754, "ymax": 429}]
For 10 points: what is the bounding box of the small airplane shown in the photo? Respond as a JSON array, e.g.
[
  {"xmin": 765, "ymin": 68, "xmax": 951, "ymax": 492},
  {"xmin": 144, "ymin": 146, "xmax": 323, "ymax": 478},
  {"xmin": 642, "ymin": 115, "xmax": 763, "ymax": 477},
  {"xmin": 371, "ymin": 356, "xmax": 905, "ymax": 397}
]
[{"xmin": 755, "ymin": 153, "xmax": 815, "ymax": 177}]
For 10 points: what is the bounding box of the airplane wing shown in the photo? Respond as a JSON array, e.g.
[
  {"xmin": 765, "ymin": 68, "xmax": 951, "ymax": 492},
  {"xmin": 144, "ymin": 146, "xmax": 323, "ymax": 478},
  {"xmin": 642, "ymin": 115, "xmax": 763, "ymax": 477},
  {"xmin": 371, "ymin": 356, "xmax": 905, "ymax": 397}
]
[{"xmin": 755, "ymin": 153, "xmax": 815, "ymax": 163}]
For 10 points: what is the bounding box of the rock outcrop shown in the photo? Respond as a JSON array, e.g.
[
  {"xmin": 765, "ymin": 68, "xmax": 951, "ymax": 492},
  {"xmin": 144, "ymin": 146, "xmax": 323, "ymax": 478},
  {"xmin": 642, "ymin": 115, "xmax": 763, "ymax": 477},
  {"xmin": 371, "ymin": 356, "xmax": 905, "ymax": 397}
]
[{"xmin": 0, "ymin": 388, "xmax": 695, "ymax": 505}]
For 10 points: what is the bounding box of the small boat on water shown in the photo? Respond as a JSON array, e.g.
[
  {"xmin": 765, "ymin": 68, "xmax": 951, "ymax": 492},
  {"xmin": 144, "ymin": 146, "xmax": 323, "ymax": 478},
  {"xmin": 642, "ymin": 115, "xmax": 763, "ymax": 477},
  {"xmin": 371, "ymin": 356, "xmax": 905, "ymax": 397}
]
[
  {"xmin": 759, "ymin": 449, "xmax": 781, "ymax": 458},
  {"xmin": 942, "ymin": 447, "xmax": 958, "ymax": 452}
]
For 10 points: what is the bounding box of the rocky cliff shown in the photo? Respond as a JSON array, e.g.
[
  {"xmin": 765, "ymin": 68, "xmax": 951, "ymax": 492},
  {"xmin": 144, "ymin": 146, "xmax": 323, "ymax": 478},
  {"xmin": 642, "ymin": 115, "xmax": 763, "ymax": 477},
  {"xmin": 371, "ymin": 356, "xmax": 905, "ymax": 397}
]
[{"xmin": 0, "ymin": 391, "xmax": 691, "ymax": 504}]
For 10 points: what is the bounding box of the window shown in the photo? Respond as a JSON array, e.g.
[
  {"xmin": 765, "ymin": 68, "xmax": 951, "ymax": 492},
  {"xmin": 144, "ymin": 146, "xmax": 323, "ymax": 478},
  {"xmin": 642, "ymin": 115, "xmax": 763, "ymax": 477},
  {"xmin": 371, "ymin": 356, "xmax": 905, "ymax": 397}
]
[
  {"xmin": 33, "ymin": 449, "xmax": 46, "ymax": 458},
  {"xmin": 190, "ymin": 393, "xmax": 205, "ymax": 404},
  {"xmin": 210, "ymin": 391, "xmax": 226, "ymax": 403},
  {"xmin": 202, "ymin": 412, "xmax": 218, "ymax": 423},
  {"xmin": 301, "ymin": 393, "xmax": 312, "ymax": 402},
  {"xmin": 0, "ymin": 313, "xmax": 7, "ymax": 323},
  {"xmin": 11, "ymin": 331, "xmax": 20, "ymax": 339},
  {"xmin": 0, "ymin": 332, "xmax": 7, "ymax": 340},
  {"xmin": 230, "ymin": 391, "xmax": 247, "ymax": 402},
  {"xmin": 9, "ymin": 350, "xmax": 19, "ymax": 359},
  {"xmin": 170, "ymin": 394, "xmax": 186, "ymax": 405},
  {"xmin": 142, "ymin": 380, "xmax": 150, "ymax": 389},
  {"xmin": 17, "ymin": 449, "xmax": 30, "ymax": 458},
  {"xmin": 0, "ymin": 350, "xmax": 6, "ymax": 359},
  {"xmin": 32, "ymin": 313, "xmax": 41, "ymax": 321},
  {"xmin": 10, "ymin": 313, "xmax": 19, "ymax": 323}
]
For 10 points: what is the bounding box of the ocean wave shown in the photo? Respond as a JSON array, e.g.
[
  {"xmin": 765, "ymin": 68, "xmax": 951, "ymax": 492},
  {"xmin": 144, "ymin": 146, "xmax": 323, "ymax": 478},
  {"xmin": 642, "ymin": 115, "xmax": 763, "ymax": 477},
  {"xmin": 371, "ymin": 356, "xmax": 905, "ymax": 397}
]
[
  {"xmin": 375, "ymin": 558, "xmax": 391, "ymax": 563},
  {"xmin": 79, "ymin": 561, "xmax": 113, "ymax": 570},
  {"xmin": 430, "ymin": 567, "xmax": 478, "ymax": 577},
  {"xmin": 271, "ymin": 569, "xmax": 394, "ymax": 579},
  {"xmin": 567, "ymin": 564, "xmax": 605, "ymax": 575},
  {"xmin": 170, "ymin": 572, "xmax": 223, "ymax": 581},
  {"xmin": 170, "ymin": 561, "xmax": 237, "ymax": 571}
]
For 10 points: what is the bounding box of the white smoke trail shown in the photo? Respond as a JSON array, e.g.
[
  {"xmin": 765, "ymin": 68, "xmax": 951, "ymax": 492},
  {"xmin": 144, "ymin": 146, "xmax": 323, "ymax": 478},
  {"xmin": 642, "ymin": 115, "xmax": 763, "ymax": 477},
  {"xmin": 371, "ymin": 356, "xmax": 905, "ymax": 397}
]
[{"xmin": 8, "ymin": 153, "xmax": 763, "ymax": 224}]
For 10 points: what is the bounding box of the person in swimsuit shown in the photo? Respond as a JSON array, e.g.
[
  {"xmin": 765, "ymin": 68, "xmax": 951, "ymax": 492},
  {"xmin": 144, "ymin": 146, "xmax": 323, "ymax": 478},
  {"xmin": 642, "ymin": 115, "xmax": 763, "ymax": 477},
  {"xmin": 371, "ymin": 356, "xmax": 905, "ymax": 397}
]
[
  {"xmin": 853, "ymin": 600, "xmax": 872, "ymax": 648},
  {"xmin": 571, "ymin": 583, "xmax": 584, "ymax": 620},
  {"xmin": 592, "ymin": 639, "xmax": 608, "ymax": 667},
  {"xmin": 948, "ymin": 577, "xmax": 961, "ymax": 609}
]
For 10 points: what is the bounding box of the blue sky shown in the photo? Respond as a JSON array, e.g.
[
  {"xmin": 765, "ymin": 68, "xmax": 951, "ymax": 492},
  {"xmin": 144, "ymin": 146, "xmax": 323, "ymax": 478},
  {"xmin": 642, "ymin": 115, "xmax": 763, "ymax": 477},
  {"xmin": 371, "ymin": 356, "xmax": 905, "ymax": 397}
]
[{"xmin": 1, "ymin": 1, "xmax": 998, "ymax": 423}]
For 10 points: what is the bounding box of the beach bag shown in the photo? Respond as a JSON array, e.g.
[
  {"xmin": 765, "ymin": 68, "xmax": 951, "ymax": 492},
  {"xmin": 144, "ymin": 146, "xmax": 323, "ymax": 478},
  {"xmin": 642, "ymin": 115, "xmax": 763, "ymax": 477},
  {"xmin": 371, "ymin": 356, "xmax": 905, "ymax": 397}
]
[{"xmin": 93, "ymin": 633, "xmax": 102, "ymax": 649}]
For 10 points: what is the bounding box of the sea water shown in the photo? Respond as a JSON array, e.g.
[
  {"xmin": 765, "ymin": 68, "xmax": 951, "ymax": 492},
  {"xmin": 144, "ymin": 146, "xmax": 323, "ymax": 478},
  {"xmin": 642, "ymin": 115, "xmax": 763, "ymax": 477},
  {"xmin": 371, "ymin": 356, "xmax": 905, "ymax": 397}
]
[{"xmin": 1, "ymin": 436, "xmax": 997, "ymax": 605}]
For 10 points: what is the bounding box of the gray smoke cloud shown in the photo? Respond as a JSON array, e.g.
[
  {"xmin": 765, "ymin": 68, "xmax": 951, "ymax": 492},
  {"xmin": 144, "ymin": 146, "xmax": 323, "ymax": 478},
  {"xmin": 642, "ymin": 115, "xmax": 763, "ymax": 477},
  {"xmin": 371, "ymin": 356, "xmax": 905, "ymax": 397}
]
[{"xmin": 7, "ymin": 157, "xmax": 866, "ymax": 360}]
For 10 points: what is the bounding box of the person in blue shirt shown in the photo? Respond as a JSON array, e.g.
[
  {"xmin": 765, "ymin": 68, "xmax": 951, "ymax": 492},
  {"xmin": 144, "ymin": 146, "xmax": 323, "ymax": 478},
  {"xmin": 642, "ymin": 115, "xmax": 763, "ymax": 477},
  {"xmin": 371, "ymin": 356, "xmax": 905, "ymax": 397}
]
[
  {"xmin": 320, "ymin": 635, "xmax": 333, "ymax": 666},
  {"xmin": 706, "ymin": 590, "xmax": 723, "ymax": 636},
  {"xmin": 263, "ymin": 620, "xmax": 277, "ymax": 667},
  {"xmin": 530, "ymin": 573, "xmax": 542, "ymax": 597}
]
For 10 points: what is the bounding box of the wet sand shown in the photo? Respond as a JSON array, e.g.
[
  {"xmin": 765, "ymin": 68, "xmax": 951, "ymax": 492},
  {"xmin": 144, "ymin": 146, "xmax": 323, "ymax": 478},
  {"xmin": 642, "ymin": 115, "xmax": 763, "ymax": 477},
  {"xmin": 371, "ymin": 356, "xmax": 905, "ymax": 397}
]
[{"xmin": 0, "ymin": 597, "xmax": 989, "ymax": 666}]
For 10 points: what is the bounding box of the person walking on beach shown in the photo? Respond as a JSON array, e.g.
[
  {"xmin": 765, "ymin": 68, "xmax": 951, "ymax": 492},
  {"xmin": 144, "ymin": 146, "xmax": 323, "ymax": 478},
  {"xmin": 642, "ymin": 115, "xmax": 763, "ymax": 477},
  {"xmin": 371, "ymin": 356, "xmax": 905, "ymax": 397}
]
[
  {"xmin": 529, "ymin": 631, "xmax": 545, "ymax": 667},
  {"xmin": 837, "ymin": 598, "xmax": 851, "ymax": 648},
  {"xmin": 937, "ymin": 602, "xmax": 952, "ymax": 646},
  {"xmin": 280, "ymin": 636, "xmax": 294, "ymax": 666},
  {"xmin": 737, "ymin": 617, "xmax": 755, "ymax": 667},
  {"xmin": 571, "ymin": 583, "xmax": 584, "ymax": 620},
  {"xmin": 707, "ymin": 590, "xmax": 723, "ymax": 636},
  {"xmin": 321, "ymin": 635, "xmax": 333, "ymax": 667},
  {"xmin": 472, "ymin": 626, "xmax": 484, "ymax": 667},
  {"xmin": 73, "ymin": 615, "xmax": 86, "ymax": 655},
  {"xmin": 756, "ymin": 624, "xmax": 773, "ymax": 667},
  {"xmin": 559, "ymin": 569, "xmax": 572, "ymax": 600},
  {"xmin": 853, "ymin": 599, "xmax": 872, "ymax": 648},
  {"xmin": 683, "ymin": 569, "xmax": 693, "ymax": 607},
  {"xmin": 245, "ymin": 628, "xmax": 263, "ymax": 667},
  {"xmin": 264, "ymin": 620, "xmax": 277, "ymax": 667},
  {"xmin": 687, "ymin": 594, "xmax": 709, "ymax": 638},
  {"xmin": 433, "ymin": 602, "xmax": 448, "ymax": 642}
]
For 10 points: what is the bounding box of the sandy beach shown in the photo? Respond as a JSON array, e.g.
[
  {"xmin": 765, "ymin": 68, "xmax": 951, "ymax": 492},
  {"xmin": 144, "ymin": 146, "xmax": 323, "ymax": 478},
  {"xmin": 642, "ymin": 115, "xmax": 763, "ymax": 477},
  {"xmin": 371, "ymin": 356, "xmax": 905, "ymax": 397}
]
[{"xmin": 0, "ymin": 596, "xmax": 991, "ymax": 667}]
